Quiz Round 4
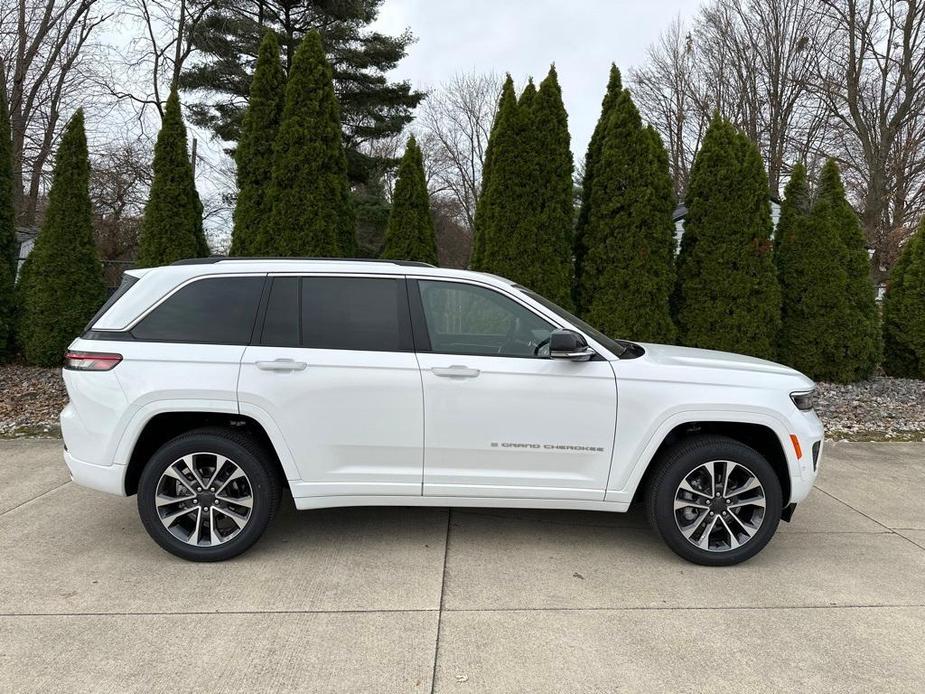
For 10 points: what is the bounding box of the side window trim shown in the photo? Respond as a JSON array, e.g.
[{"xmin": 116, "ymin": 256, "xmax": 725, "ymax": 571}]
[
  {"xmin": 259, "ymin": 273, "xmax": 415, "ymax": 353},
  {"xmin": 410, "ymin": 277, "xmax": 561, "ymax": 359}
]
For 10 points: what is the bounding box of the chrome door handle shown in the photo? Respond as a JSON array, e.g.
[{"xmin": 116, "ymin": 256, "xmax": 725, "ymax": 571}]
[
  {"xmin": 431, "ymin": 365, "xmax": 480, "ymax": 378},
  {"xmin": 256, "ymin": 359, "xmax": 307, "ymax": 372}
]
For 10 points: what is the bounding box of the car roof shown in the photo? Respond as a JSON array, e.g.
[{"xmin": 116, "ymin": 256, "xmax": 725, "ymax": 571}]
[{"xmin": 98, "ymin": 257, "xmax": 515, "ymax": 331}]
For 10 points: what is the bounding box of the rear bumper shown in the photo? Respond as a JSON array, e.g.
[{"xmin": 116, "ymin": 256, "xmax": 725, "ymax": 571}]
[{"xmin": 63, "ymin": 449, "xmax": 127, "ymax": 496}]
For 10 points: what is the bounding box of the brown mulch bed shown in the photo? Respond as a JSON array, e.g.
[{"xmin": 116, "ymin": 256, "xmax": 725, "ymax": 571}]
[{"xmin": 0, "ymin": 364, "xmax": 923, "ymax": 441}]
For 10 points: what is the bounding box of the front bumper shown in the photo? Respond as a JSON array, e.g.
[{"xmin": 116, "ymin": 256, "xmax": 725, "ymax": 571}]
[{"xmin": 63, "ymin": 449, "xmax": 127, "ymax": 496}]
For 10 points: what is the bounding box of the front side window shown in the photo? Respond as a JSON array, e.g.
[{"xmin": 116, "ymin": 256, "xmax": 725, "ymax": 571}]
[
  {"xmin": 132, "ymin": 276, "xmax": 264, "ymax": 344},
  {"xmin": 417, "ymin": 280, "xmax": 554, "ymax": 357}
]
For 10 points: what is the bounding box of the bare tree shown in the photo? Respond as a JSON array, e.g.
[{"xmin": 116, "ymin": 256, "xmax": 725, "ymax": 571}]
[
  {"xmin": 99, "ymin": 0, "xmax": 216, "ymax": 121},
  {"xmin": 630, "ymin": 18, "xmax": 707, "ymax": 198},
  {"xmin": 815, "ymin": 0, "xmax": 925, "ymax": 275},
  {"xmin": 89, "ymin": 138, "xmax": 151, "ymax": 284},
  {"xmin": 0, "ymin": 0, "xmax": 111, "ymax": 225},
  {"xmin": 633, "ymin": 2, "xmax": 830, "ymax": 199},
  {"xmin": 416, "ymin": 71, "xmax": 501, "ymax": 232}
]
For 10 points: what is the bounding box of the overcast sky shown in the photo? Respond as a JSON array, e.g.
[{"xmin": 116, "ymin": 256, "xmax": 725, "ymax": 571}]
[{"xmin": 372, "ymin": 0, "xmax": 701, "ymax": 159}]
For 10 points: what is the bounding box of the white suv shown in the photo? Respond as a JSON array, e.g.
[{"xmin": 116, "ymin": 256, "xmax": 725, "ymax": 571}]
[{"xmin": 61, "ymin": 258, "xmax": 823, "ymax": 565}]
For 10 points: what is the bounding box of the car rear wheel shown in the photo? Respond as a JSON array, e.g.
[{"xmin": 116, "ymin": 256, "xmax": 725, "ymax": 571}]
[
  {"xmin": 137, "ymin": 427, "xmax": 281, "ymax": 562},
  {"xmin": 646, "ymin": 435, "xmax": 782, "ymax": 566}
]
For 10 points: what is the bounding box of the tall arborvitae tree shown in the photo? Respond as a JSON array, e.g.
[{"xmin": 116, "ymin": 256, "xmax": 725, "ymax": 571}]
[
  {"xmin": 576, "ymin": 88, "xmax": 676, "ymax": 342},
  {"xmin": 777, "ymin": 163, "xmax": 859, "ymax": 381},
  {"xmin": 883, "ymin": 218, "xmax": 925, "ymax": 378},
  {"xmin": 471, "ymin": 75, "xmax": 515, "ymax": 269},
  {"xmin": 574, "ymin": 65, "xmax": 622, "ymax": 309},
  {"xmin": 230, "ymin": 31, "xmax": 286, "ymax": 256},
  {"xmin": 522, "ymin": 66, "xmax": 575, "ymax": 307},
  {"xmin": 0, "ymin": 79, "xmax": 17, "ymax": 359},
  {"xmin": 181, "ymin": 0, "xmax": 422, "ymax": 188},
  {"xmin": 137, "ymin": 89, "xmax": 208, "ymax": 266},
  {"xmin": 675, "ymin": 115, "xmax": 780, "ymax": 359},
  {"xmin": 815, "ymin": 159, "xmax": 880, "ymax": 379},
  {"xmin": 262, "ymin": 31, "xmax": 355, "ymax": 256},
  {"xmin": 18, "ymin": 111, "xmax": 105, "ymax": 366},
  {"xmin": 381, "ymin": 136, "xmax": 437, "ymax": 264}
]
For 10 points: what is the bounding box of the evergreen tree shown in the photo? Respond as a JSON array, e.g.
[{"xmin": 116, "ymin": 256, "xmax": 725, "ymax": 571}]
[
  {"xmin": 180, "ymin": 0, "xmax": 423, "ymax": 187},
  {"xmin": 883, "ymin": 218, "xmax": 925, "ymax": 378},
  {"xmin": 262, "ymin": 31, "xmax": 355, "ymax": 256},
  {"xmin": 471, "ymin": 75, "xmax": 515, "ymax": 269},
  {"xmin": 137, "ymin": 89, "xmax": 208, "ymax": 266},
  {"xmin": 230, "ymin": 31, "xmax": 286, "ymax": 256},
  {"xmin": 521, "ymin": 66, "xmax": 575, "ymax": 307},
  {"xmin": 18, "ymin": 111, "xmax": 105, "ymax": 366},
  {"xmin": 381, "ymin": 137, "xmax": 437, "ymax": 264},
  {"xmin": 675, "ymin": 115, "xmax": 780, "ymax": 359},
  {"xmin": 776, "ymin": 163, "xmax": 858, "ymax": 381},
  {"xmin": 574, "ymin": 65, "xmax": 622, "ymax": 310},
  {"xmin": 815, "ymin": 158, "xmax": 880, "ymax": 380},
  {"xmin": 0, "ymin": 80, "xmax": 17, "ymax": 359},
  {"xmin": 576, "ymin": 89, "xmax": 676, "ymax": 342}
]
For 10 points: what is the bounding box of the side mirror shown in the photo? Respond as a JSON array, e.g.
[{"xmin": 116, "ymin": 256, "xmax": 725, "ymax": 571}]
[{"xmin": 549, "ymin": 329, "xmax": 594, "ymax": 361}]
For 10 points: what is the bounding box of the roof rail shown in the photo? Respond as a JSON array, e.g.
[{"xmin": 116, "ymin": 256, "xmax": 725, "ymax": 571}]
[{"xmin": 170, "ymin": 256, "xmax": 435, "ymax": 268}]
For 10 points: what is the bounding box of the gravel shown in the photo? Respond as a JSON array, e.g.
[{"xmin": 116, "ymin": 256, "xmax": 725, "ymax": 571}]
[{"xmin": 0, "ymin": 364, "xmax": 923, "ymax": 441}]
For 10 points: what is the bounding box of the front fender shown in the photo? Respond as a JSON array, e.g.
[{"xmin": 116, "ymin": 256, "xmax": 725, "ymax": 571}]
[{"xmin": 604, "ymin": 406, "xmax": 798, "ymax": 504}]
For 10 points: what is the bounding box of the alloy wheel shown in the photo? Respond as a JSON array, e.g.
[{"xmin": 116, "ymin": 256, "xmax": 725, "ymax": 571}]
[
  {"xmin": 154, "ymin": 452, "xmax": 254, "ymax": 546},
  {"xmin": 673, "ymin": 460, "xmax": 766, "ymax": 552}
]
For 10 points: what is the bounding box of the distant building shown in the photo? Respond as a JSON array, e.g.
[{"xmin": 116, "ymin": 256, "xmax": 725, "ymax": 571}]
[
  {"xmin": 672, "ymin": 198, "xmax": 782, "ymax": 253},
  {"xmin": 15, "ymin": 227, "xmax": 38, "ymax": 278}
]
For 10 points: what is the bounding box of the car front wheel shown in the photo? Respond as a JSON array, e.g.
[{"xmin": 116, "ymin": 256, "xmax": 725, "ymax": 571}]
[
  {"xmin": 646, "ymin": 435, "xmax": 783, "ymax": 566},
  {"xmin": 137, "ymin": 427, "xmax": 281, "ymax": 562}
]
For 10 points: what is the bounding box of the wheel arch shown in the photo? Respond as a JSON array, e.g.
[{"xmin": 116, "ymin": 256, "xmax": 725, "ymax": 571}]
[
  {"xmin": 122, "ymin": 410, "xmax": 295, "ymax": 496},
  {"xmin": 631, "ymin": 421, "xmax": 791, "ymax": 506}
]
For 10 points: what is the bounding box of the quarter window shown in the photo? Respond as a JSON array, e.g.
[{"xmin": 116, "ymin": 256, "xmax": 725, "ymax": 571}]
[
  {"xmin": 132, "ymin": 276, "xmax": 264, "ymax": 344},
  {"xmin": 417, "ymin": 280, "xmax": 554, "ymax": 357}
]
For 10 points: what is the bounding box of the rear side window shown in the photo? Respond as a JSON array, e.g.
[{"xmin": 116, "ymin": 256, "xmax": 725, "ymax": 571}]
[
  {"xmin": 132, "ymin": 276, "xmax": 264, "ymax": 344},
  {"xmin": 259, "ymin": 276, "xmax": 412, "ymax": 352},
  {"xmin": 301, "ymin": 277, "xmax": 411, "ymax": 351}
]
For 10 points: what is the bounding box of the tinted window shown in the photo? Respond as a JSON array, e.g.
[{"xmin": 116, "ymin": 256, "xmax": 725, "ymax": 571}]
[
  {"xmin": 301, "ymin": 277, "xmax": 411, "ymax": 352},
  {"xmin": 260, "ymin": 277, "xmax": 300, "ymax": 347},
  {"xmin": 418, "ymin": 280, "xmax": 553, "ymax": 357},
  {"xmin": 132, "ymin": 276, "xmax": 264, "ymax": 344}
]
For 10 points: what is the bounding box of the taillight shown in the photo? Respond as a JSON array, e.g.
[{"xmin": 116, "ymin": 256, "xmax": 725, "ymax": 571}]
[{"xmin": 63, "ymin": 351, "xmax": 122, "ymax": 371}]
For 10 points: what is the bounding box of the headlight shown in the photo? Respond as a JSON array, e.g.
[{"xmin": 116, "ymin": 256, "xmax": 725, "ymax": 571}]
[{"xmin": 790, "ymin": 389, "xmax": 816, "ymax": 411}]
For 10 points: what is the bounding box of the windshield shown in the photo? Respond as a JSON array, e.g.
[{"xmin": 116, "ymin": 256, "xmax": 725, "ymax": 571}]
[{"xmin": 518, "ymin": 287, "xmax": 629, "ymax": 357}]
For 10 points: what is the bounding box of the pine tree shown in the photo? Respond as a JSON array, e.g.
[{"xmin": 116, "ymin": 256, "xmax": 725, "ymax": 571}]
[
  {"xmin": 518, "ymin": 66, "xmax": 573, "ymax": 307},
  {"xmin": 776, "ymin": 163, "xmax": 858, "ymax": 381},
  {"xmin": 230, "ymin": 31, "xmax": 286, "ymax": 256},
  {"xmin": 381, "ymin": 136, "xmax": 437, "ymax": 264},
  {"xmin": 576, "ymin": 88, "xmax": 676, "ymax": 342},
  {"xmin": 883, "ymin": 218, "xmax": 925, "ymax": 378},
  {"xmin": 574, "ymin": 65, "xmax": 622, "ymax": 310},
  {"xmin": 471, "ymin": 75, "xmax": 515, "ymax": 269},
  {"xmin": 0, "ymin": 79, "xmax": 17, "ymax": 359},
  {"xmin": 815, "ymin": 158, "xmax": 880, "ymax": 380},
  {"xmin": 180, "ymin": 0, "xmax": 422, "ymax": 188},
  {"xmin": 675, "ymin": 115, "xmax": 780, "ymax": 359},
  {"xmin": 137, "ymin": 89, "xmax": 208, "ymax": 266},
  {"xmin": 262, "ymin": 31, "xmax": 355, "ymax": 256},
  {"xmin": 17, "ymin": 110, "xmax": 105, "ymax": 366}
]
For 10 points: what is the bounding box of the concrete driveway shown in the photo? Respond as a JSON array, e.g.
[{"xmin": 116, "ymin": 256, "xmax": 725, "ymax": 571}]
[{"xmin": 0, "ymin": 439, "xmax": 923, "ymax": 693}]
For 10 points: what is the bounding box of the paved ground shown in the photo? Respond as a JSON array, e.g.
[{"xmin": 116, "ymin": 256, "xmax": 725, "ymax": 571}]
[{"xmin": 0, "ymin": 440, "xmax": 923, "ymax": 693}]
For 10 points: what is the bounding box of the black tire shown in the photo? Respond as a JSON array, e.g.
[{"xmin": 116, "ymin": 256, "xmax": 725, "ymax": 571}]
[
  {"xmin": 137, "ymin": 426, "xmax": 282, "ymax": 562},
  {"xmin": 645, "ymin": 435, "xmax": 782, "ymax": 566}
]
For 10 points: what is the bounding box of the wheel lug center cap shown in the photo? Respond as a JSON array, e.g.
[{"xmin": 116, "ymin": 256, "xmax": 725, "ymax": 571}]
[{"xmin": 197, "ymin": 491, "xmax": 215, "ymax": 507}]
